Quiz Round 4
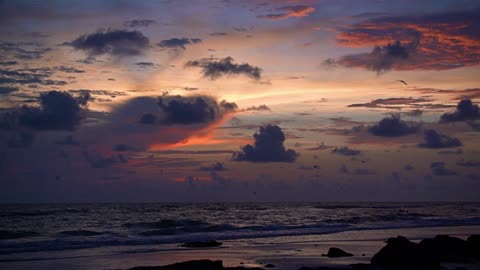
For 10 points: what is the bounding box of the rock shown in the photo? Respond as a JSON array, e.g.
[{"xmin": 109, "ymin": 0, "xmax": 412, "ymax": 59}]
[
  {"xmin": 467, "ymin": 235, "xmax": 480, "ymax": 259},
  {"xmin": 322, "ymin": 247, "xmax": 353, "ymax": 258},
  {"xmin": 181, "ymin": 240, "xmax": 222, "ymax": 248},
  {"xmin": 371, "ymin": 236, "xmax": 441, "ymax": 269},
  {"xmin": 264, "ymin": 264, "xmax": 275, "ymax": 268},
  {"xmin": 130, "ymin": 260, "xmax": 264, "ymax": 270},
  {"xmin": 419, "ymin": 235, "xmax": 470, "ymax": 262}
]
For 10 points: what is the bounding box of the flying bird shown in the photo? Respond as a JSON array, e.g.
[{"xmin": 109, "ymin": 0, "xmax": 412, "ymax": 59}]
[{"xmin": 397, "ymin": 80, "xmax": 408, "ymax": 85}]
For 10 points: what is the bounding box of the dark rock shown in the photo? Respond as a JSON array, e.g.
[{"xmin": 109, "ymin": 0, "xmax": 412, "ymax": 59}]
[
  {"xmin": 322, "ymin": 247, "xmax": 353, "ymax": 258},
  {"xmin": 419, "ymin": 235, "xmax": 471, "ymax": 262},
  {"xmin": 130, "ymin": 260, "xmax": 264, "ymax": 270},
  {"xmin": 371, "ymin": 236, "xmax": 441, "ymax": 269},
  {"xmin": 264, "ymin": 264, "xmax": 275, "ymax": 268},
  {"xmin": 467, "ymin": 235, "xmax": 480, "ymax": 259},
  {"xmin": 181, "ymin": 240, "xmax": 222, "ymax": 248}
]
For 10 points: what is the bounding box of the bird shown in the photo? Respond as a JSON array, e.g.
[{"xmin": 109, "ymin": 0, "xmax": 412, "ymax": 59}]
[{"xmin": 397, "ymin": 80, "xmax": 408, "ymax": 85}]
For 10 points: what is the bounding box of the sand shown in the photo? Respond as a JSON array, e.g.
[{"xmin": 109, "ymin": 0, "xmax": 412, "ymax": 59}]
[{"xmin": 1, "ymin": 225, "xmax": 479, "ymax": 270}]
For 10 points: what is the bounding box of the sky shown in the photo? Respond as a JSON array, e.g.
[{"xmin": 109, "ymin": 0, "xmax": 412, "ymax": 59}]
[{"xmin": 0, "ymin": 0, "xmax": 480, "ymax": 202}]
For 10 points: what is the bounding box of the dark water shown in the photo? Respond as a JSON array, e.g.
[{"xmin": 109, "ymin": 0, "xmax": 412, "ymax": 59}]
[{"xmin": 1, "ymin": 202, "xmax": 479, "ymax": 254}]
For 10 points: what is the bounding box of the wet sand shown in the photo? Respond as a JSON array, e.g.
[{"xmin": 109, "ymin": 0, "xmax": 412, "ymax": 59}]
[{"xmin": 1, "ymin": 225, "xmax": 479, "ymax": 270}]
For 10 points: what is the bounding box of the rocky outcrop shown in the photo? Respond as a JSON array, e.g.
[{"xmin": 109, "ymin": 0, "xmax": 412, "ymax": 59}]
[{"xmin": 322, "ymin": 247, "xmax": 353, "ymax": 258}]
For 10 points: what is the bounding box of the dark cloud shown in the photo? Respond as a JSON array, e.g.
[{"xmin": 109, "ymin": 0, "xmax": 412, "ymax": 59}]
[
  {"xmin": 233, "ymin": 124, "xmax": 298, "ymax": 162},
  {"xmin": 123, "ymin": 19, "xmax": 156, "ymax": 28},
  {"xmin": 331, "ymin": 146, "xmax": 360, "ymax": 156},
  {"xmin": 0, "ymin": 91, "xmax": 88, "ymax": 131},
  {"xmin": 257, "ymin": 5, "xmax": 315, "ymax": 20},
  {"xmin": 68, "ymin": 29, "xmax": 150, "ymax": 56},
  {"xmin": 199, "ymin": 162, "xmax": 226, "ymax": 171},
  {"xmin": 112, "ymin": 144, "xmax": 132, "ymax": 152},
  {"xmin": 158, "ymin": 95, "xmax": 237, "ymax": 125},
  {"xmin": 456, "ymin": 160, "xmax": 480, "ymax": 167},
  {"xmin": 0, "ymin": 68, "xmax": 67, "ymax": 86},
  {"xmin": 139, "ymin": 113, "xmax": 156, "ymax": 124},
  {"xmin": 419, "ymin": 129, "xmax": 462, "ymax": 149},
  {"xmin": 243, "ymin": 105, "xmax": 271, "ymax": 111},
  {"xmin": 209, "ymin": 32, "xmax": 228, "ymax": 36},
  {"xmin": 7, "ymin": 132, "xmax": 34, "ymax": 148},
  {"xmin": 183, "ymin": 87, "xmax": 199, "ymax": 91},
  {"xmin": 135, "ymin": 62, "xmax": 155, "ymax": 68},
  {"xmin": 83, "ymin": 151, "xmax": 127, "ymax": 169},
  {"xmin": 0, "ymin": 86, "xmax": 18, "ymax": 94},
  {"xmin": 440, "ymin": 99, "xmax": 480, "ymax": 122},
  {"xmin": 347, "ymin": 97, "xmax": 431, "ymax": 109},
  {"xmin": 157, "ymin": 38, "xmax": 202, "ymax": 50},
  {"xmin": 328, "ymin": 40, "xmax": 419, "ymax": 74},
  {"xmin": 368, "ymin": 115, "xmax": 420, "ymax": 137},
  {"xmin": 0, "ymin": 61, "xmax": 17, "ymax": 66},
  {"xmin": 404, "ymin": 109, "xmax": 423, "ymax": 117},
  {"xmin": 430, "ymin": 162, "xmax": 457, "ymax": 176},
  {"xmin": 0, "ymin": 41, "xmax": 52, "ymax": 60},
  {"xmin": 57, "ymin": 65, "xmax": 85, "ymax": 73},
  {"xmin": 68, "ymin": 89, "xmax": 128, "ymax": 97},
  {"xmin": 185, "ymin": 57, "xmax": 262, "ymax": 80},
  {"xmin": 332, "ymin": 9, "xmax": 480, "ymax": 72}
]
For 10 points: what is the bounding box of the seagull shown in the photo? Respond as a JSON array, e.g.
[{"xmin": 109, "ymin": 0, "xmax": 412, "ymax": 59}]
[{"xmin": 397, "ymin": 80, "xmax": 408, "ymax": 85}]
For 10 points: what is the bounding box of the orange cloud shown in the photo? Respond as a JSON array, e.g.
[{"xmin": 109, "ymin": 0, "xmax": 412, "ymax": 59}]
[
  {"xmin": 330, "ymin": 9, "xmax": 480, "ymax": 71},
  {"xmin": 257, "ymin": 5, "xmax": 315, "ymax": 20}
]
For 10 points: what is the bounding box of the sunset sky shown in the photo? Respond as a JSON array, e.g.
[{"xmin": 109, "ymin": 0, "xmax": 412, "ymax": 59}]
[{"xmin": 1, "ymin": 0, "xmax": 480, "ymax": 202}]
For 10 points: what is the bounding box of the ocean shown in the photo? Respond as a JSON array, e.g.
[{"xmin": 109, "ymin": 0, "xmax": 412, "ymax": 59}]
[{"xmin": 1, "ymin": 202, "xmax": 479, "ymax": 255}]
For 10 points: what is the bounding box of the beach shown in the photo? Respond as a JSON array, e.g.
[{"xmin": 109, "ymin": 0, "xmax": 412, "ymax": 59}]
[{"xmin": 1, "ymin": 225, "xmax": 479, "ymax": 270}]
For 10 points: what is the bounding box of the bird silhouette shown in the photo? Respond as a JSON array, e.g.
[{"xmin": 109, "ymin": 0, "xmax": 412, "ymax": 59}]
[{"xmin": 397, "ymin": 80, "xmax": 408, "ymax": 85}]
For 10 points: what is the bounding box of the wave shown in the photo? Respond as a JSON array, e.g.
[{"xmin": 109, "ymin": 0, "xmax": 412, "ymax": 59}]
[
  {"xmin": 123, "ymin": 219, "xmax": 209, "ymax": 229},
  {"xmin": 3, "ymin": 208, "xmax": 90, "ymax": 217},
  {"xmin": 2, "ymin": 217, "xmax": 480, "ymax": 255},
  {"xmin": 58, "ymin": 230, "xmax": 106, "ymax": 237},
  {"xmin": 0, "ymin": 230, "xmax": 39, "ymax": 240}
]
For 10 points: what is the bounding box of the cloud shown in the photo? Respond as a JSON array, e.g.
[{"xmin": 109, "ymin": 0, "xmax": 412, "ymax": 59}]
[
  {"xmin": 243, "ymin": 105, "xmax": 271, "ymax": 112},
  {"xmin": 185, "ymin": 57, "xmax": 262, "ymax": 80},
  {"xmin": 135, "ymin": 62, "xmax": 156, "ymax": 68},
  {"xmin": 456, "ymin": 160, "xmax": 480, "ymax": 168},
  {"xmin": 0, "ymin": 91, "xmax": 88, "ymax": 131},
  {"xmin": 0, "ymin": 61, "xmax": 17, "ymax": 66},
  {"xmin": 68, "ymin": 29, "xmax": 150, "ymax": 56},
  {"xmin": 139, "ymin": 113, "xmax": 156, "ymax": 124},
  {"xmin": 0, "ymin": 86, "xmax": 18, "ymax": 94},
  {"xmin": 419, "ymin": 129, "xmax": 462, "ymax": 149},
  {"xmin": 57, "ymin": 65, "xmax": 85, "ymax": 73},
  {"xmin": 209, "ymin": 32, "xmax": 228, "ymax": 36},
  {"xmin": 404, "ymin": 109, "xmax": 423, "ymax": 117},
  {"xmin": 331, "ymin": 146, "xmax": 360, "ymax": 156},
  {"xmin": 347, "ymin": 97, "xmax": 431, "ymax": 109},
  {"xmin": 257, "ymin": 5, "xmax": 315, "ymax": 20},
  {"xmin": 0, "ymin": 68, "xmax": 67, "ymax": 86},
  {"xmin": 123, "ymin": 19, "xmax": 156, "ymax": 28},
  {"xmin": 368, "ymin": 115, "xmax": 420, "ymax": 137},
  {"xmin": 430, "ymin": 162, "xmax": 457, "ymax": 176},
  {"xmin": 233, "ymin": 124, "xmax": 298, "ymax": 162},
  {"xmin": 7, "ymin": 132, "xmax": 34, "ymax": 148},
  {"xmin": 83, "ymin": 150, "xmax": 127, "ymax": 169},
  {"xmin": 440, "ymin": 99, "xmax": 480, "ymax": 122},
  {"xmin": 0, "ymin": 41, "xmax": 52, "ymax": 60},
  {"xmin": 157, "ymin": 38, "xmax": 202, "ymax": 50},
  {"xmin": 328, "ymin": 40, "xmax": 419, "ymax": 74},
  {"xmin": 329, "ymin": 8, "xmax": 480, "ymax": 72},
  {"xmin": 157, "ymin": 95, "xmax": 237, "ymax": 125},
  {"xmin": 199, "ymin": 162, "xmax": 226, "ymax": 171}
]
